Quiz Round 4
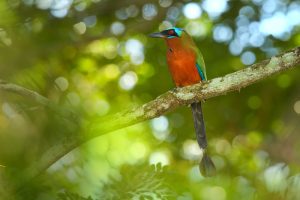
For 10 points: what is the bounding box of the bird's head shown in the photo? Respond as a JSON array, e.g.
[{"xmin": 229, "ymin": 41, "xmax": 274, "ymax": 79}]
[{"xmin": 149, "ymin": 27, "xmax": 184, "ymax": 39}]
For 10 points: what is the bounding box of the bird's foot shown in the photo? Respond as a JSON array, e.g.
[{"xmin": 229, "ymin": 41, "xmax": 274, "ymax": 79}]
[{"xmin": 170, "ymin": 87, "xmax": 179, "ymax": 93}]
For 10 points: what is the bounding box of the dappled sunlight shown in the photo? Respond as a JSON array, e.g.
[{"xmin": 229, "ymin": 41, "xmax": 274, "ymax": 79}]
[
  {"xmin": 183, "ymin": 3, "xmax": 202, "ymax": 19},
  {"xmin": 0, "ymin": 0, "xmax": 300, "ymax": 199},
  {"xmin": 149, "ymin": 150, "xmax": 171, "ymax": 166},
  {"xmin": 263, "ymin": 163, "xmax": 290, "ymax": 193},
  {"xmin": 202, "ymin": 0, "xmax": 229, "ymax": 19},
  {"xmin": 118, "ymin": 71, "xmax": 138, "ymax": 90},
  {"xmin": 151, "ymin": 116, "xmax": 170, "ymax": 141},
  {"xmin": 182, "ymin": 139, "xmax": 202, "ymax": 161},
  {"xmin": 125, "ymin": 39, "xmax": 144, "ymax": 65}
]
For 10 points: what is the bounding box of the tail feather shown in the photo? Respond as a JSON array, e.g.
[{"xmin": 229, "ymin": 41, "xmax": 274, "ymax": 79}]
[
  {"xmin": 199, "ymin": 152, "xmax": 216, "ymax": 177},
  {"xmin": 191, "ymin": 102, "xmax": 216, "ymax": 177},
  {"xmin": 191, "ymin": 102, "xmax": 207, "ymax": 148}
]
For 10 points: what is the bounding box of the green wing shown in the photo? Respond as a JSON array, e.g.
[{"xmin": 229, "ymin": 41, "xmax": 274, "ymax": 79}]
[
  {"xmin": 182, "ymin": 32, "xmax": 207, "ymax": 80},
  {"xmin": 195, "ymin": 49, "xmax": 207, "ymax": 81}
]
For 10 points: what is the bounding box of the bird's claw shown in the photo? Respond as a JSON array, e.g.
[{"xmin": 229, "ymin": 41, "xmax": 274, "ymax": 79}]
[{"xmin": 171, "ymin": 87, "xmax": 179, "ymax": 93}]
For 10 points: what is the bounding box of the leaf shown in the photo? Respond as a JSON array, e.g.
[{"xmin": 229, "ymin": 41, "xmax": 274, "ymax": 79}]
[
  {"xmin": 57, "ymin": 191, "xmax": 94, "ymax": 200},
  {"xmin": 98, "ymin": 163, "xmax": 176, "ymax": 200}
]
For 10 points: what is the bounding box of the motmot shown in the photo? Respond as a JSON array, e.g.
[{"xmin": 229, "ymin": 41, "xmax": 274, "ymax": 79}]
[{"xmin": 149, "ymin": 27, "xmax": 216, "ymax": 176}]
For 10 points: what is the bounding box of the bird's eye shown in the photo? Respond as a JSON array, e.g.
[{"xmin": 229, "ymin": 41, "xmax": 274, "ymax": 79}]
[{"xmin": 168, "ymin": 29, "xmax": 175, "ymax": 35}]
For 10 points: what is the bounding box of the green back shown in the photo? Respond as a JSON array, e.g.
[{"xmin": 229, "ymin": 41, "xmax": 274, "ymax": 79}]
[
  {"xmin": 181, "ymin": 31, "xmax": 207, "ymax": 81},
  {"xmin": 195, "ymin": 48, "xmax": 207, "ymax": 81}
]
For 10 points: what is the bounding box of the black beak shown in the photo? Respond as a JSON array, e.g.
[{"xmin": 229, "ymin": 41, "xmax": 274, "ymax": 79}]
[{"xmin": 148, "ymin": 32, "xmax": 165, "ymax": 38}]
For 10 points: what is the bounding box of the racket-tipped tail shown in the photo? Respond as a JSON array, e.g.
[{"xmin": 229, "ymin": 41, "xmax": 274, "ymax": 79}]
[
  {"xmin": 199, "ymin": 152, "xmax": 216, "ymax": 177},
  {"xmin": 191, "ymin": 102, "xmax": 216, "ymax": 177}
]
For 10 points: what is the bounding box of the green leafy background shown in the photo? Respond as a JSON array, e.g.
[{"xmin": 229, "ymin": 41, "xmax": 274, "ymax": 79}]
[{"xmin": 0, "ymin": 0, "xmax": 300, "ymax": 199}]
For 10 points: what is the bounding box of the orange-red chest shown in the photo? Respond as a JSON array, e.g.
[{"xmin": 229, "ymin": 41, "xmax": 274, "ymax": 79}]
[{"xmin": 165, "ymin": 38, "xmax": 201, "ymax": 87}]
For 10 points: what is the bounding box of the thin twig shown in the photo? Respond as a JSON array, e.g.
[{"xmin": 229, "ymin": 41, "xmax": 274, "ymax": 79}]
[{"xmin": 0, "ymin": 80, "xmax": 78, "ymax": 122}]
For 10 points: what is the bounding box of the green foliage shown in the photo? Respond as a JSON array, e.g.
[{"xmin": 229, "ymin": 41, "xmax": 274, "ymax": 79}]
[
  {"xmin": 0, "ymin": 0, "xmax": 300, "ymax": 199},
  {"xmin": 99, "ymin": 163, "xmax": 176, "ymax": 200},
  {"xmin": 56, "ymin": 163, "xmax": 176, "ymax": 200},
  {"xmin": 58, "ymin": 192, "xmax": 94, "ymax": 200}
]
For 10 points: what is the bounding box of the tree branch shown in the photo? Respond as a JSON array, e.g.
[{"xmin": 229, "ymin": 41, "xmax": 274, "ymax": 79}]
[
  {"xmin": 3, "ymin": 47, "xmax": 300, "ymax": 188},
  {"xmin": 88, "ymin": 47, "xmax": 300, "ymax": 136},
  {"xmin": 0, "ymin": 80, "xmax": 78, "ymax": 122}
]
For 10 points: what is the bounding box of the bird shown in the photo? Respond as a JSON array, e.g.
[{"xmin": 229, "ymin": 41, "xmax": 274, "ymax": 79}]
[{"xmin": 149, "ymin": 27, "xmax": 216, "ymax": 176}]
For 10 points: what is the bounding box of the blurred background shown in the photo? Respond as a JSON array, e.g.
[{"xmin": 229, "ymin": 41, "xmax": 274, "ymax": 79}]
[{"xmin": 0, "ymin": 0, "xmax": 300, "ymax": 199}]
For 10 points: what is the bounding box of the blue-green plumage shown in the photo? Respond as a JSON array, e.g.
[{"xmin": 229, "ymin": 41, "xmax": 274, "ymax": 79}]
[{"xmin": 196, "ymin": 63, "xmax": 206, "ymax": 81}]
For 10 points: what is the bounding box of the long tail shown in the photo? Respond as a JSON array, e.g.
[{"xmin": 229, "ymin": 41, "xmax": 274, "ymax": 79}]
[{"xmin": 191, "ymin": 102, "xmax": 216, "ymax": 177}]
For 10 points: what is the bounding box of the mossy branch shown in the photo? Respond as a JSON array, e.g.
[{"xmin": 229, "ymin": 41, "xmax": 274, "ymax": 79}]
[{"xmin": 88, "ymin": 46, "xmax": 300, "ymax": 136}]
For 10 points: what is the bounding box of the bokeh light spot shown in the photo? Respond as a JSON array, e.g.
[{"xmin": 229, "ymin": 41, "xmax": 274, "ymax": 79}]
[
  {"xmin": 262, "ymin": 0, "xmax": 277, "ymax": 14},
  {"xmin": 182, "ymin": 139, "xmax": 202, "ymax": 160},
  {"xmin": 213, "ymin": 24, "xmax": 233, "ymax": 42},
  {"xmin": 247, "ymin": 96, "xmax": 261, "ymax": 110},
  {"xmin": 51, "ymin": 9, "xmax": 68, "ymax": 18},
  {"xmin": 83, "ymin": 16, "xmax": 97, "ymax": 27},
  {"xmin": 149, "ymin": 151, "xmax": 170, "ymax": 166},
  {"xmin": 110, "ymin": 21, "xmax": 125, "ymax": 35},
  {"xmin": 212, "ymin": 156, "xmax": 225, "ymax": 170},
  {"xmin": 202, "ymin": 186, "xmax": 226, "ymax": 200},
  {"xmin": 125, "ymin": 39, "xmax": 144, "ymax": 65},
  {"xmin": 66, "ymin": 168, "xmax": 77, "ymax": 182},
  {"xmin": 183, "ymin": 3, "xmax": 202, "ymax": 19},
  {"xmin": 86, "ymin": 38, "xmax": 119, "ymax": 59},
  {"xmin": 241, "ymin": 51, "xmax": 256, "ymax": 65},
  {"xmin": 264, "ymin": 163, "xmax": 289, "ymax": 192},
  {"xmin": 189, "ymin": 165, "xmax": 203, "ymax": 182},
  {"xmin": 95, "ymin": 99, "xmax": 110, "ymax": 116},
  {"xmin": 74, "ymin": 1, "xmax": 86, "ymax": 11},
  {"xmin": 229, "ymin": 40, "xmax": 243, "ymax": 55},
  {"xmin": 55, "ymin": 76, "xmax": 69, "ymax": 91},
  {"xmin": 23, "ymin": 0, "xmax": 34, "ymax": 6},
  {"xmin": 215, "ymin": 139, "xmax": 231, "ymax": 155},
  {"xmin": 151, "ymin": 116, "xmax": 170, "ymax": 141},
  {"xmin": 252, "ymin": 0, "xmax": 263, "ymax": 6},
  {"xmin": 287, "ymin": 3, "xmax": 300, "ymax": 27},
  {"xmin": 50, "ymin": 0, "xmax": 72, "ymax": 18},
  {"xmin": 142, "ymin": 3, "xmax": 157, "ymax": 20},
  {"xmin": 119, "ymin": 71, "xmax": 138, "ymax": 90},
  {"xmin": 126, "ymin": 5, "xmax": 139, "ymax": 18},
  {"xmin": 104, "ymin": 64, "xmax": 120, "ymax": 79},
  {"xmin": 239, "ymin": 6, "xmax": 255, "ymax": 18},
  {"xmin": 249, "ymin": 33, "xmax": 265, "ymax": 47},
  {"xmin": 67, "ymin": 92, "xmax": 80, "ymax": 106},
  {"xmin": 277, "ymin": 74, "xmax": 291, "ymax": 88},
  {"xmin": 73, "ymin": 22, "xmax": 86, "ymax": 35},
  {"xmin": 259, "ymin": 12, "xmax": 290, "ymax": 39},
  {"xmin": 151, "ymin": 116, "xmax": 169, "ymax": 132},
  {"xmin": 167, "ymin": 6, "xmax": 180, "ymax": 21},
  {"xmin": 129, "ymin": 142, "xmax": 147, "ymax": 160},
  {"xmin": 159, "ymin": 21, "xmax": 173, "ymax": 31},
  {"xmin": 202, "ymin": 0, "xmax": 228, "ymax": 19},
  {"xmin": 186, "ymin": 21, "xmax": 207, "ymax": 37},
  {"xmin": 293, "ymin": 100, "xmax": 300, "ymax": 114},
  {"xmin": 115, "ymin": 8, "xmax": 129, "ymax": 20},
  {"xmin": 159, "ymin": 0, "xmax": 172, "ymax": 8},
  {"xmin": 2, "ymin": 102, "xmax": 16, "ymax": 118},
  {"xmin": 36, "ymin": 0, "xmax": 53, "ymax": 9}
]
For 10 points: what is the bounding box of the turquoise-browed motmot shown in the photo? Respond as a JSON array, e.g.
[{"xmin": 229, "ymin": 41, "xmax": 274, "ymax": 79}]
[{"xmin": 149, "ymin": 27, "xmax": 216, "ymax": 176}]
